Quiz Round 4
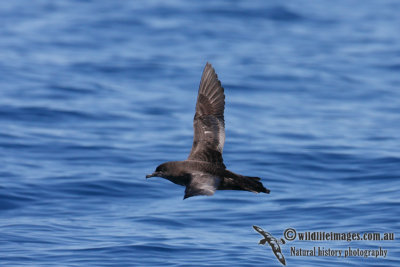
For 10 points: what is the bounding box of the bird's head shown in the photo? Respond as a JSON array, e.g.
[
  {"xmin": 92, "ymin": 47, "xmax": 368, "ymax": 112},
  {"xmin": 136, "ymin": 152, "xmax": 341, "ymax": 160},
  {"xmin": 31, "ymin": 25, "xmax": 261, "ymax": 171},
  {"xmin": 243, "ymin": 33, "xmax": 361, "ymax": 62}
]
[{"xmin": 146, "ymin": 162, "xmax": 172, "ymax": 179}]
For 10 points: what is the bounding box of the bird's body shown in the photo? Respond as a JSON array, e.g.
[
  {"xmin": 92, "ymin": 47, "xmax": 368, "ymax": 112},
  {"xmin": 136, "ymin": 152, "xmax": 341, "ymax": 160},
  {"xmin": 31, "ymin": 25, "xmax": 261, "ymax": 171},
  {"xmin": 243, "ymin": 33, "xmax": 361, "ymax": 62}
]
[{"xmin": 147, "ymin": 63, "xmax": 270, "ymax": 199}]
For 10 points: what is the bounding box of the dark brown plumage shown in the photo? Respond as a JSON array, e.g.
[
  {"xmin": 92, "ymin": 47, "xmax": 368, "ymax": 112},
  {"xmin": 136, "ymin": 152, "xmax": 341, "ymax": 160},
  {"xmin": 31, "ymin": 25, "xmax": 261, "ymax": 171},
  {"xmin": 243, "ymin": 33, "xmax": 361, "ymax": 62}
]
[{"xmin": 146, "ymin": 63, "xmax": 270, "ymax": 199}]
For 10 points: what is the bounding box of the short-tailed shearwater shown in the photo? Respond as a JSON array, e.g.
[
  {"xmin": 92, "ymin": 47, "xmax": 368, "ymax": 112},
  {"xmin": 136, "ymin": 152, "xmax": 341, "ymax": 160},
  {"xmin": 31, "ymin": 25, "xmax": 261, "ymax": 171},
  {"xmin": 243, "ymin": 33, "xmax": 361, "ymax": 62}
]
[{"xmin": 146, "ymin": 63, "xmax": 270, "ymax": 199}]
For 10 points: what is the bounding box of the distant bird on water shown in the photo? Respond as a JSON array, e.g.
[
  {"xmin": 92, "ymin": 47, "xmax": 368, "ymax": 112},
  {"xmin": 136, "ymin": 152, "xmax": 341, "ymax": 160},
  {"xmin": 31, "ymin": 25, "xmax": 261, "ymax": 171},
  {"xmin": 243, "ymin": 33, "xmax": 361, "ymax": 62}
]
[{"xmin": 146, "ymin": 63, "xmax": 270, "ymax": 199}]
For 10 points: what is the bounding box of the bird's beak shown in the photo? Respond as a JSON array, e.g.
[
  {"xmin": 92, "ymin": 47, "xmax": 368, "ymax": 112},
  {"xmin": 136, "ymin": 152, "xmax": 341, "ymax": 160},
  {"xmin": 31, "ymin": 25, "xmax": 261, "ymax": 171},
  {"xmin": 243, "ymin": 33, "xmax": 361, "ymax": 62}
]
[{"xmin": 146, "ymin": 172, "xmax": 162, "ymax": 179}]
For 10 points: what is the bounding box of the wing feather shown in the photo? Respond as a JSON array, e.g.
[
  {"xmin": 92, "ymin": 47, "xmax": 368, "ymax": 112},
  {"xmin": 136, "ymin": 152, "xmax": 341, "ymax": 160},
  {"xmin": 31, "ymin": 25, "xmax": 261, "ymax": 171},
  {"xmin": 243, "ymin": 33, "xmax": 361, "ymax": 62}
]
[
  {"xmin": 184, "ymin": 172, "xmax": 220, "ymax": 199},
  {"xmin": 188, "ymin": 63, "xmax": 226, "ymax": 167}
]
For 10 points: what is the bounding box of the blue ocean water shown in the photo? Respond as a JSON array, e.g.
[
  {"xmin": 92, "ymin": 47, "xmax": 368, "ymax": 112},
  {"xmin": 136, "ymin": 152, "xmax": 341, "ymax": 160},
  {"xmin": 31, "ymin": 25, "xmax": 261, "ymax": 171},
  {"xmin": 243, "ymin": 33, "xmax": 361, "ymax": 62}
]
[{"xmin": 1, "ymin": 0, "xmax": 399, "ymax": 266}]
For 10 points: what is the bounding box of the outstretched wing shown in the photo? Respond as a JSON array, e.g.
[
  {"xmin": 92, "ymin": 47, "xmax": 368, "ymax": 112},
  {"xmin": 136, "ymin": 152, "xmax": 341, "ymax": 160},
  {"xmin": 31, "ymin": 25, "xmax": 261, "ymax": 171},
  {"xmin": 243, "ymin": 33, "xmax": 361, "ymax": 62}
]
[
  {"xmin": 184, "ymin": 172, "xmax": 221, "ymax": 199},
  {"xmin": 188, "ymin": 63, "xmax": 225, "ymax": 167},
  {"xmin": 253, "ymin": 225, "xmax": 268, "ymax": 238},
  {"xmin": 268, "ymin": 239, "xmax": 286, "ymax": 266}
]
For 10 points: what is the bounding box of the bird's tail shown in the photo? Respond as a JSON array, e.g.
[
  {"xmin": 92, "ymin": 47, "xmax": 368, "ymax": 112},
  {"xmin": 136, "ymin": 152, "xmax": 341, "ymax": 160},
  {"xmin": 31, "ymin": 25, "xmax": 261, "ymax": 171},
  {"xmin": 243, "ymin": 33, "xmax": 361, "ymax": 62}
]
[
  {"xmin": 244, "ymin": 176, "xmax": 270, "ymax": 194},
  {"xmin": 221, "ymin": 172, "xmax": 270, "ymax": 194}
]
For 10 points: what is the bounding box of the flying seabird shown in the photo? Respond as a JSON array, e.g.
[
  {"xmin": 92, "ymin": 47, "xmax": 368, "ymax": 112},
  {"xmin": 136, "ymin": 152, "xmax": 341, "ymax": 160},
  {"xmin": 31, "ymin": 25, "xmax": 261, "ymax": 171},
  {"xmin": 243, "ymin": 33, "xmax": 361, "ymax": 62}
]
[
  {"xmin": 253, "ymin": 225, "xmax": 286, "ymax": 266},
  {"xmin": 146, "ymin": 62, "xmax": 270, "ymax": 199}
]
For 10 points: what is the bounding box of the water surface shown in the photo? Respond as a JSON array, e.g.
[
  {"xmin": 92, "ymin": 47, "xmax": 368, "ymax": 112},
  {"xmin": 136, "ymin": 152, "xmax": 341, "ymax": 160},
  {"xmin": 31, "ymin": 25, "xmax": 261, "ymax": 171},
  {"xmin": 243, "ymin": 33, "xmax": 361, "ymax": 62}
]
[{"xmin": 1, "ymin": 1, "xmax": 399, "ymax": 266}]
